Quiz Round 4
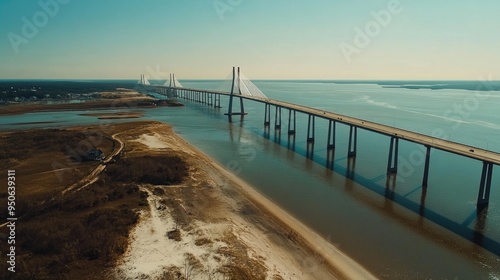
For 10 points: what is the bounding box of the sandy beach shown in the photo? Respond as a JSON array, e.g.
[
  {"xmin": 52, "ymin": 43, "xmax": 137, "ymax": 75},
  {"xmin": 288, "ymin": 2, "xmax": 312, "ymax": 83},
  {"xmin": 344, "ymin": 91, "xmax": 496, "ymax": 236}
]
[{"xmin": 113, "ymin": 122, "xmax": 377, "ymax": 279}]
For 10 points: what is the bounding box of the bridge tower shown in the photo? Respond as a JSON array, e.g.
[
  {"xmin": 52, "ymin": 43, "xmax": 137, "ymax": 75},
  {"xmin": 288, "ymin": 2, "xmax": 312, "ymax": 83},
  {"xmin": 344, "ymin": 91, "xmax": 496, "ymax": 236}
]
[
  {"xmin": 138, "ymin": 74, "xmax": 150, "ymax": 86},
  {"xmin": 225, "ymin": 66, "xmax": 247, "ymax": 121},
  {"xmin": 172, "ymin": 73, "xmax": 178, "ymax": 97}
]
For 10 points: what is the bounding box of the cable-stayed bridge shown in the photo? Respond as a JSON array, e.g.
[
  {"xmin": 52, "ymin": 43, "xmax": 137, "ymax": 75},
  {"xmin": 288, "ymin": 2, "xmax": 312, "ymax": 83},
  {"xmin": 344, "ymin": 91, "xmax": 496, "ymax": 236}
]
[{"xmin": 138, "ymin": 67, "xmax": 500, "ymax": 213}]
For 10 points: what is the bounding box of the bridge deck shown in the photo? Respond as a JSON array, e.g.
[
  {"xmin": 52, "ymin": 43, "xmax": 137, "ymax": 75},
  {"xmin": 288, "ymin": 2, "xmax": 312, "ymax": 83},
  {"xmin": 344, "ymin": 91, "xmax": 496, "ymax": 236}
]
[{"xmin": 153, "ymin": 86, "xmax": 500, "ymax": 165}]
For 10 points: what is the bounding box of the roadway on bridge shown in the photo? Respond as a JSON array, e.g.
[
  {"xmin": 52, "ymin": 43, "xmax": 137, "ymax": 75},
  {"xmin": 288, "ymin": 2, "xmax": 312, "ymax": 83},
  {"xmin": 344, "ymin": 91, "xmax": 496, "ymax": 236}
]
[
  {"xmin": 163, "ymin": 86, "xmax": 500, "ymax": 166},
  {"xmin": 263, "ymin": 98, "xmax": 500, "ymax": 165}
]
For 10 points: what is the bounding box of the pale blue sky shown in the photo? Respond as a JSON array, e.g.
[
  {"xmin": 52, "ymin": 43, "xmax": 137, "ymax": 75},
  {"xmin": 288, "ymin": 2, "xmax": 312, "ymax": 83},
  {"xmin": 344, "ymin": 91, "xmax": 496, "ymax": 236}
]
[{"xmin": 0, "ymin": 0, "xmax": 499, "ymax": 80}]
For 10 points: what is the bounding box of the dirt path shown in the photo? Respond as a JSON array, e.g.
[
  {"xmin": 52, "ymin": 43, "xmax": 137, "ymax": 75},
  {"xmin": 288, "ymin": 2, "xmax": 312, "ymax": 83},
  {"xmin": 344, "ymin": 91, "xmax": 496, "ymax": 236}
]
[{"xmin": 62, "ymin": 131, "xmax": 124, "ymax": 195}]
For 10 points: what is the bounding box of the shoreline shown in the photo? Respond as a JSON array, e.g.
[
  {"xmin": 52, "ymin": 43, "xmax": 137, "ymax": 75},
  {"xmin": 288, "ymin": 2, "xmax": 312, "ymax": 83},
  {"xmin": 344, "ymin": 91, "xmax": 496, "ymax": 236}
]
[{"xmin": 167, "ymin": 125, "xmax": 378, "ymax": 279}]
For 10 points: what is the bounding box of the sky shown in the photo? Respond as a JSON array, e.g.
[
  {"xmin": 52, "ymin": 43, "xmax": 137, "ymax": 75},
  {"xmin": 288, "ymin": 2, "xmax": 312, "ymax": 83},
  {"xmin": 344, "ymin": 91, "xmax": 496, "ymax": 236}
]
[{"xmin": 0, "ymin": 0, "xmax": 499, "ymax": 80}]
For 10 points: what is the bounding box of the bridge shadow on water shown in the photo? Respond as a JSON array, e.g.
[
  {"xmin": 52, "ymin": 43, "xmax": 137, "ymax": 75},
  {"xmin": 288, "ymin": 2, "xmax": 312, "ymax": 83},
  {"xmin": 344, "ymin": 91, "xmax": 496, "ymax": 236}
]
[{"xmin": 255, "ymin": 124, "xmax": 500, "ymax": 258}]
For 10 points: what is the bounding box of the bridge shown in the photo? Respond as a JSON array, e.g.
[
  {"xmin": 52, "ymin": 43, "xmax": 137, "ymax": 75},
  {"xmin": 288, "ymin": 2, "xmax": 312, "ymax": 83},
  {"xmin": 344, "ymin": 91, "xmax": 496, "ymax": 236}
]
[{"xmin": 138, "ymin": 67, "xmax": 499, "ymax": 210}]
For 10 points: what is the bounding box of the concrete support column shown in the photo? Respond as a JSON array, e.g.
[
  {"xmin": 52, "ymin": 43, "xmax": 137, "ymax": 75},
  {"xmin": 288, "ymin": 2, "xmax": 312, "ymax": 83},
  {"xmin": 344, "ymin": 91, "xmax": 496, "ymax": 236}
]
[
  {"xmin": 288, "ymin": 110, "xmax": 296, "ymax": 135},
  {"xmin": 307, "ymin": 115, "xmax": 315, "ymax": 143},
  {"xmin": 264, "ymin": 103, "xmax": 271, "ymax": 126},
  {"xmin": 275, "ymin": 106, "xmax": 281, "ymax": 129},
  {"xmin": 327, "ymin": 120, "xmax": 336, "ymax": 150},
  {"xmin": 387, "ymin": 137, "xmax": 399, "ymax": 174},
  {"xmin": 348, "ymin": 126, "xmax": 357, "ymax": 158},
  {"xmin": 477, "ymin": 161, "xmax": 493, "ymax": 209},
  {"xmin": 422, "ymin": 145, "xmax": 431, "ymax": 187}
]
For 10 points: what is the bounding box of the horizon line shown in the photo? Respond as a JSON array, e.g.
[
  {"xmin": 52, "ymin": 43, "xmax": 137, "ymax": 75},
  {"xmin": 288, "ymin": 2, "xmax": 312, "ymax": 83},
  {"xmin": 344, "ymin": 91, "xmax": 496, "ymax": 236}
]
[{"xmin": 1, "ymin": 78, "xmax": 499, "ymax": 82}]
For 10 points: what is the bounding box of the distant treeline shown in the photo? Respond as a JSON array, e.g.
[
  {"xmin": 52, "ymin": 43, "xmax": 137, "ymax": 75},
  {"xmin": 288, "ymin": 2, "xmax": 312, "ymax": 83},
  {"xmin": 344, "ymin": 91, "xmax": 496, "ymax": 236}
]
[
  {"xmin": 0, "ymin": 81, "xmax": 136, "ymax": 100},
  {"xmin": 259, "ymin": 80, "xmax": 500, "ymax": 92},
  {"xmin": 328, "ymin": 80, "xmax": 500, "ymax": 92}
]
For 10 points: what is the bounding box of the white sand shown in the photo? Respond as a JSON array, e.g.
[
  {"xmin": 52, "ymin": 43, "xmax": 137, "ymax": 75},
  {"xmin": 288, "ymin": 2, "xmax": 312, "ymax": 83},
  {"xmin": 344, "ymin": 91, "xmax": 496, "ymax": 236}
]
[
  {"xmin": 115, "ymin": 186, "xmax": 231, "ymax": 279},
  {"xmin": 133, "ymin": 133, "xmax": 171, "ymax": 149}
]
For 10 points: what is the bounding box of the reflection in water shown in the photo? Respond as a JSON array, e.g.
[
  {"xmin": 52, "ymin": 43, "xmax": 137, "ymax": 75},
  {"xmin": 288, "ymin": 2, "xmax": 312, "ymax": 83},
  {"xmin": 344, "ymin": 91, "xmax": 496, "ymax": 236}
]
[
  {"xmin": 326, "ymin": 148, "xmax": 335, "ymax": 170},
  {"xmin": 385, "ymin": 174, "xmax": 396, "ymax": 199},
  {"xmin": 228, "ymin": 121, "xmax": 244, "ymax": 143},
  {"xmin": 384, "ymin": 174, "xmax": 397, "ymax": 211},
  {"xmin": 420, "ymin": 185, "xmax": 428, "ymax": 217},
  {"xmin": 346, "ymin": 156, "xmax": 356, "ymax": 179},
  {"xmin": 287, "ymin": 134, "xmax": 296, "ymax": 151},
  {"xmin": 263, "ymin": 124, "xmax": 270, "ymax": 139},
  {"xmin": 306, "ymin": 142, "xmax": 314, "ymax": 160},
  {"xmin": 274, "ymin": 128, "xmax": 281, "ymax": 144},
  {"xmin": 474, "ymin": 207, "xmax": 488, "ymax": 247}
]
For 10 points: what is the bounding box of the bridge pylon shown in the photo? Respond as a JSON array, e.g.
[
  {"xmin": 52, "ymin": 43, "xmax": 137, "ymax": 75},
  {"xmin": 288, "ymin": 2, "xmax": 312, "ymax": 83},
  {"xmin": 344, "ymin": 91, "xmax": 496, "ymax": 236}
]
[
  {"xmin": 225, "ymin": 66, "xmax": 248, "ymax": 121},
  {"xmin": 138, "ymin": 74, "xmax": 150, "ymax": 86}
]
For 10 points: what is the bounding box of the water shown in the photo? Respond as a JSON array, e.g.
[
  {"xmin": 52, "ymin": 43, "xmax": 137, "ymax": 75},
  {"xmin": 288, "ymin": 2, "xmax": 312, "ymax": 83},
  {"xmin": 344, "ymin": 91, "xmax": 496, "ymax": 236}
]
[{"xmin": 2, "ymin": 81, "xmax": 500, "ymax": 279}]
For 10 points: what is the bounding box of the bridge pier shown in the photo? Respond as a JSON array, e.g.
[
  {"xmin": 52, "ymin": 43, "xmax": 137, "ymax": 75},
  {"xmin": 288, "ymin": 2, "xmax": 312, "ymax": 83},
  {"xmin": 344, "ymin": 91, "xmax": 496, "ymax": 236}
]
[
  {"xmin": 346, "ymin": 157, "xmax": 356, "ymax": 179},
  {"xmin": 307, "ymin": 115, "xmax": 315, "ymax": 143},
  {"xmin": 306, "ymin": 142, "xmax": 315, "ymax": 159},
  {"xmin": 325, "ymin": 120, "xmax": 336, "ymax": 169},
  {"xmin": 326, "ymin": 148, "xmax": 335, "ymax": 169},
  {"xmin": 287, "ymin": 132, "xmax": 296, "ymax": 151},
  {"xmin": 477, "ymin": 161, "xmax": 493, "ymax": 209},
  {"xmin": 327, "ymin": 120, "xmax": 336, "ymax": 150},
  {"xmin": 348, "ymin": 126, "xmax": 357, "ymax": 158},
  {"xmin": 422, "ymin": 145, "xmax": 431, "ymax": 187},
  {"xmin": 275, "ymin": 106, "xmax": 282, "ymax": 130},
  {"xmin": 214, "ymin": 93, "xmax": 221, "ymax": 108},
  {"xmin": 207, "ymin": 92, "xmax": 212, "ymax": 106},
  {"xmin": 264, "ymin": 103, "xmax": 271, "ymax": 126},
  {"xmin": 288, "ymin": 110, "xmax": 296, "ymax": 135},
  {"xmin": 387, "ymin": 137, "xmax": 399, "ymax": 174}
]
